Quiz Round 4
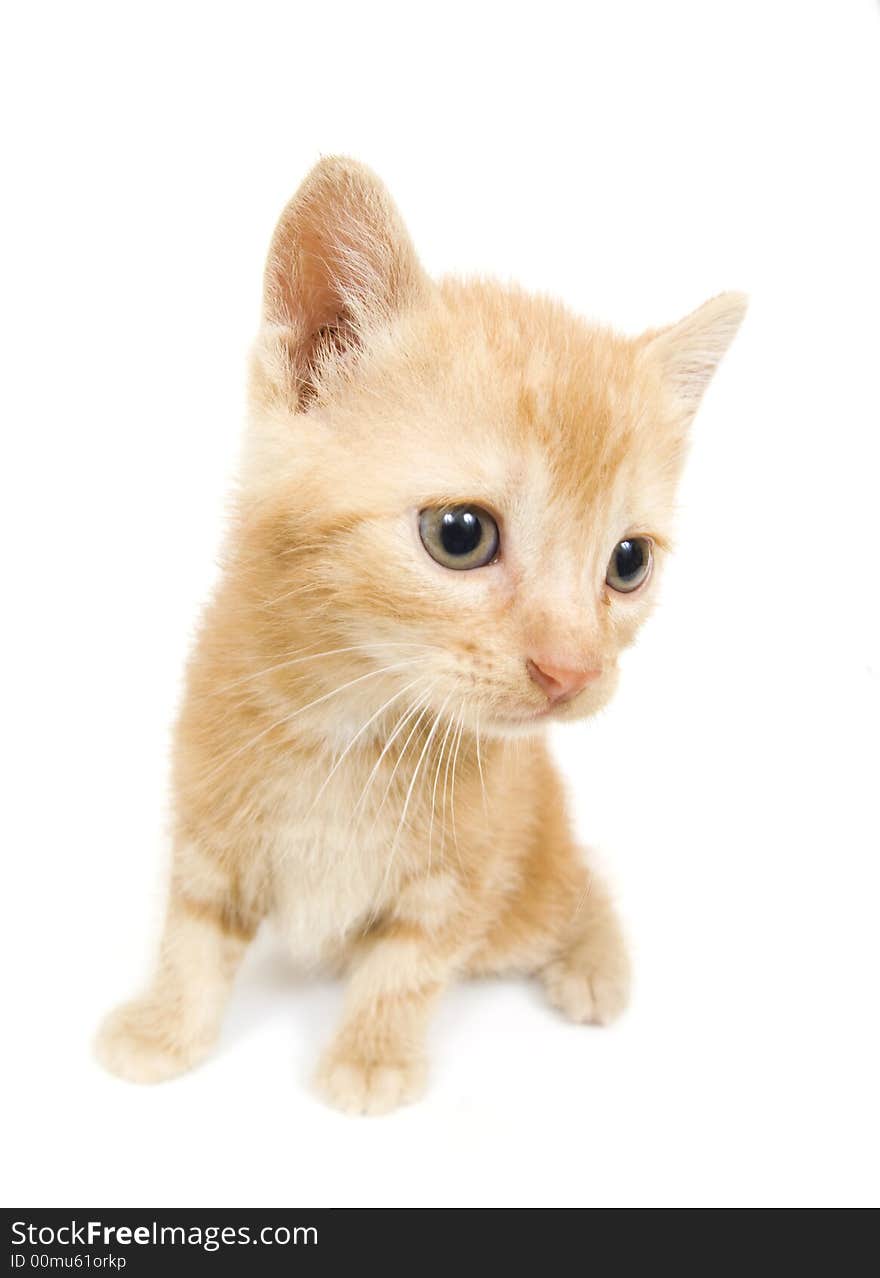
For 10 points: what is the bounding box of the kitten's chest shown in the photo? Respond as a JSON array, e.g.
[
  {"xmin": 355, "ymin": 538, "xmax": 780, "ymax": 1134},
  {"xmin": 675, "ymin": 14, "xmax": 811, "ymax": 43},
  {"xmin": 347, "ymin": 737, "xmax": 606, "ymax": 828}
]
[{"xmin": 264, "ymin": 746, "xmax": 415, "ymax": 966}]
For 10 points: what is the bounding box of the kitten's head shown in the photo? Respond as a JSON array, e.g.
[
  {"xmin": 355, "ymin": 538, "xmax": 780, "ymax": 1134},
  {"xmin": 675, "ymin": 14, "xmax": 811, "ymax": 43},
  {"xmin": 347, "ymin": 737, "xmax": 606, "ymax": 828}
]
[{"xmin": 239, "ymin": 158, "xmax": 745, "ymax": 740}]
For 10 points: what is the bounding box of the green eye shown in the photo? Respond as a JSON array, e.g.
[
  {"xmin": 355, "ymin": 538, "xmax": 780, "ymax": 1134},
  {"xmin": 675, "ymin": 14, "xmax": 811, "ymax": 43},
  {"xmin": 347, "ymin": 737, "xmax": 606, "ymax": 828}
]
[
  {"xmin": 419, "ymin": 505, "xmax": 500, "ymax": 570},
  {"xmin": 606, "ymin": 537, "xmax": 653, "ymax": 593}
]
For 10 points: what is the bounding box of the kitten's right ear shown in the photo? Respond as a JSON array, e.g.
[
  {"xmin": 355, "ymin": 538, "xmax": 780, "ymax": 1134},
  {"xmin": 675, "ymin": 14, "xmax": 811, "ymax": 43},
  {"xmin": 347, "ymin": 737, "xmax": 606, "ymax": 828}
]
[{"xmin": 260, "ymin": 157, "xmax": 429, "ymax": 409}]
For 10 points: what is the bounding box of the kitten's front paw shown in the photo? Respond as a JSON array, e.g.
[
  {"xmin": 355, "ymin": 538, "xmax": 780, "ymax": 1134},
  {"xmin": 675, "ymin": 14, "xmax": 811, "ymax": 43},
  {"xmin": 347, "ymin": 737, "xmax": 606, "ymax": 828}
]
[
  {"xmin": 542, "ymin": 939, "xmax": 631, "ymax": 1026},
  {"xmin": 314, "ymin": 1051, "xmax": 427, "ymax": 1116},
  {"xmin": 95, "ymin": 999, "xmax": 207, "ymax": 1084}
]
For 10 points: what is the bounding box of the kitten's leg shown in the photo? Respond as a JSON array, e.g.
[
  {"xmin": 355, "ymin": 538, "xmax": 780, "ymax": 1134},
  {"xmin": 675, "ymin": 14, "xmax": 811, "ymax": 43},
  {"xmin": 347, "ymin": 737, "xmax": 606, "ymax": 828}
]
[
  {"xmin": 315, "ymin": 882, "xmax": 462, "ymax": 1115},
  {"xmin": 539, "ymin": 860, "xmax": 631, "ymax": 1026},
  {"xmin": 466, "ymin": 749, "xmax": 631, "ymax": 1026},
  {"xmin": 467, "ymin": 844, "xmax": 631, "ymax": 1026},
  {"xmin": 95, "ymin": 845, "xmax": 259, "ymax": 1084}
]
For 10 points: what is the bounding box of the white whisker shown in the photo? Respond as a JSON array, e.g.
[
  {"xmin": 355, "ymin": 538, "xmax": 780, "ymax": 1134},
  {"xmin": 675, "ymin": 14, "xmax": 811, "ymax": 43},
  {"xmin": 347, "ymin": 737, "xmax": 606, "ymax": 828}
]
[
  {"xmin": 298, "ymin": 673, "xmax": 430, "ymax": 825},
  {"xmin": 364, "ymin": 695, "xmax": 434, "ymax": 839},
  {"xmin": 475, "ymin": 706, "xmax": 489, "ymax": 824},
  {"xmin": 429, "ymin": 710, "xmax": 457, "ymax": 871},
  {"xmin": 258, "ymin": 582, "xmax": 326, "ymax": 609},
  {"xmin": 197, "ymin": 656, "xmax": 429, "ymax": 785},
  {"xmin": 349, "ymin": 686, "xmax": 435, "ymax": 834},
  {"xmin": 215, "ymin": 641, "xmax": 434, "ymax": 695},
  {"xmin": 448, "ymin": 710, "xmax": 466, "ymax": 854},
  {"xmin": 381, "ymin": 694, "xmax": 450, "ymax": 899}
]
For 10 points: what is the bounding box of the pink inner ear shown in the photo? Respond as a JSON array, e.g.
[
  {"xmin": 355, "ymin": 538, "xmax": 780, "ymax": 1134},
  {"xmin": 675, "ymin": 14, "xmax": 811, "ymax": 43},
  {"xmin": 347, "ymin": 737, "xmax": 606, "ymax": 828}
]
[
  {"xmin": 269, "ymin": 216, "xmax": 348, "ymax": 332},
  {"xmin": 265, "ymin": 219, "xmax": 362, "ymax": 407},
  {"xmin": 261, "ymin": 158, "xmax": 429, "ymax": 409}
]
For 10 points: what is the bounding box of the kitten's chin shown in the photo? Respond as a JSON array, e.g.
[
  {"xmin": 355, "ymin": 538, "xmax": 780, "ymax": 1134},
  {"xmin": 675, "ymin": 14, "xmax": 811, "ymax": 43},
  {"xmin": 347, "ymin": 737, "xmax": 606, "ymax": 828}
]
[
  {"xmin": 489, "ymin": 716, "xmax": 552, "ymax": 740},
  {"xmin": 483, "ymin": 675, "xmax": 618, "ymax": 738},
  {"xmin": 481, "ymin": 704, "xmax": 568, "ymax": 739}
]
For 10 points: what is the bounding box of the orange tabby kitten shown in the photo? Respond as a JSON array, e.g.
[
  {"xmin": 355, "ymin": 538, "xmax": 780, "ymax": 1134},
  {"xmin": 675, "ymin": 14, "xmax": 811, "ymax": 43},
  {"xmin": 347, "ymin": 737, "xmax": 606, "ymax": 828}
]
[{"xmin": 96, "ymin": 158, "xmax": 745, "ymax": 1113}]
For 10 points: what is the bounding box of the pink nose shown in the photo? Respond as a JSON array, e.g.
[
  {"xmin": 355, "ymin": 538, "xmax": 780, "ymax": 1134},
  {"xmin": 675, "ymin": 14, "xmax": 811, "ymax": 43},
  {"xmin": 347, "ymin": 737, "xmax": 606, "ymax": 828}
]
[{"xmin": 526, "ymin": 657, "xmax": 601, "ymax": 704}]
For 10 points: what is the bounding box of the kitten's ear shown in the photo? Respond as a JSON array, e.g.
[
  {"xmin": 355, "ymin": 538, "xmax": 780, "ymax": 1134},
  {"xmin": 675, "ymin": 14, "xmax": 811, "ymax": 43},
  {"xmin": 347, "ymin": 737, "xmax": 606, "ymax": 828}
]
[
  {"xmin": 640, "ymin": 292, "xmax": 747, "ymax": 423},
  {"xmin": 261, "ymin": 156, "xmax": 429, "ymax": 408}
]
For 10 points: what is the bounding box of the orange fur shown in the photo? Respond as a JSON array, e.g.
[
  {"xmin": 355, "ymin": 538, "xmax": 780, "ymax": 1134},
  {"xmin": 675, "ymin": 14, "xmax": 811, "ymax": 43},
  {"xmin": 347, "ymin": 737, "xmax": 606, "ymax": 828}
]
[{"xmin": 96, "ymin": 158, "xmax": 745, "ymax": 1113}]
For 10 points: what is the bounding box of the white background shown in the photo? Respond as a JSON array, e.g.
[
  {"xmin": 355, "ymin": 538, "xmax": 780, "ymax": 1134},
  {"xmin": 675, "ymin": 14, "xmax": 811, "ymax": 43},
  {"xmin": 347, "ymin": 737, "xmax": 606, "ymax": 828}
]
[{"xmin": 2, "ymin": 2, "xmax": 878, "ymax": 1209}]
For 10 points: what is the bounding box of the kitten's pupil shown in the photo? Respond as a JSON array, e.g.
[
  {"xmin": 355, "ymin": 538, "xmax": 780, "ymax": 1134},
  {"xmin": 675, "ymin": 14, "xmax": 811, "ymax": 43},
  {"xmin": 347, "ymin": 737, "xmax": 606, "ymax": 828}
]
[
  {"xmin": 615, "ymin": 539, "xmax": 644, "ymax": 580},
  {"xmin": 441, "ymin": 509, "xmax": 482, "ymax": 556}
]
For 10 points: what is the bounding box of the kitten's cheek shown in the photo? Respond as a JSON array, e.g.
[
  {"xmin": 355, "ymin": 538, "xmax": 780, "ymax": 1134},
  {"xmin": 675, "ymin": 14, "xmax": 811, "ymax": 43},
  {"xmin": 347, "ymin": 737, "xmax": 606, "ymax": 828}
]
[{"xmin": 599, "ymin": 665, "xmax": 620, "ymax": 705}]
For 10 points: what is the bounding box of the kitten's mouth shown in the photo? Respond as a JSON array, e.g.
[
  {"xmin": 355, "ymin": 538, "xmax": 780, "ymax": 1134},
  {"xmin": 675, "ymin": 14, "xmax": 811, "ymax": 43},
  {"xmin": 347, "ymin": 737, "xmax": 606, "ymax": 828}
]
[{"xmin": 494, "ymin": 688, "xmax": 597, "ymax": 729}]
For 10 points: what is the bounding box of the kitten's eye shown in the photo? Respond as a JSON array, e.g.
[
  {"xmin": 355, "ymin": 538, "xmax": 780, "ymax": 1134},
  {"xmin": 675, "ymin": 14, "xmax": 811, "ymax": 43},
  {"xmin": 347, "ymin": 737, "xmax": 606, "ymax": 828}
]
[
  {"xmin": 606, "ymin": 537, "xmax": 653, "ymax": 593},
  {"xmin": 419, "ymin": 505, "xmax": 500, "ymax": 571}
]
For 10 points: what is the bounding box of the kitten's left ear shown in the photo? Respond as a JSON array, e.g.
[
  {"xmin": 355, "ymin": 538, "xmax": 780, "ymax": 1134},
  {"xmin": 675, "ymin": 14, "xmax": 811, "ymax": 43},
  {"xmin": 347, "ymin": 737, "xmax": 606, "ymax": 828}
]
[{"xmin": 640, "ymin": 292, "xmax": 748, "ymax": 423}]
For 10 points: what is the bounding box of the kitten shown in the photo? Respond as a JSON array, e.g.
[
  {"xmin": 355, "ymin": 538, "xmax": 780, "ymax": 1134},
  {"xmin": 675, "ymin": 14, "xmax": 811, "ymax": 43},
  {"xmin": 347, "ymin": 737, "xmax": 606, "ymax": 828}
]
[{"xmin": 96, "ymin": 158, "xmax": 745, "ymax": 1113}]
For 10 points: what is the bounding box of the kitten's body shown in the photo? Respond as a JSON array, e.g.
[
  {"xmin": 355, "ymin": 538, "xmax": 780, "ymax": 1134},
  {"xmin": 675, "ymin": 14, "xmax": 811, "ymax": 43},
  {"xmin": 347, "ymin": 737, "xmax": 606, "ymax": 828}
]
[{"xmin": 97, "ymin": 159, "xmax": 744, "ymax": 1112}]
